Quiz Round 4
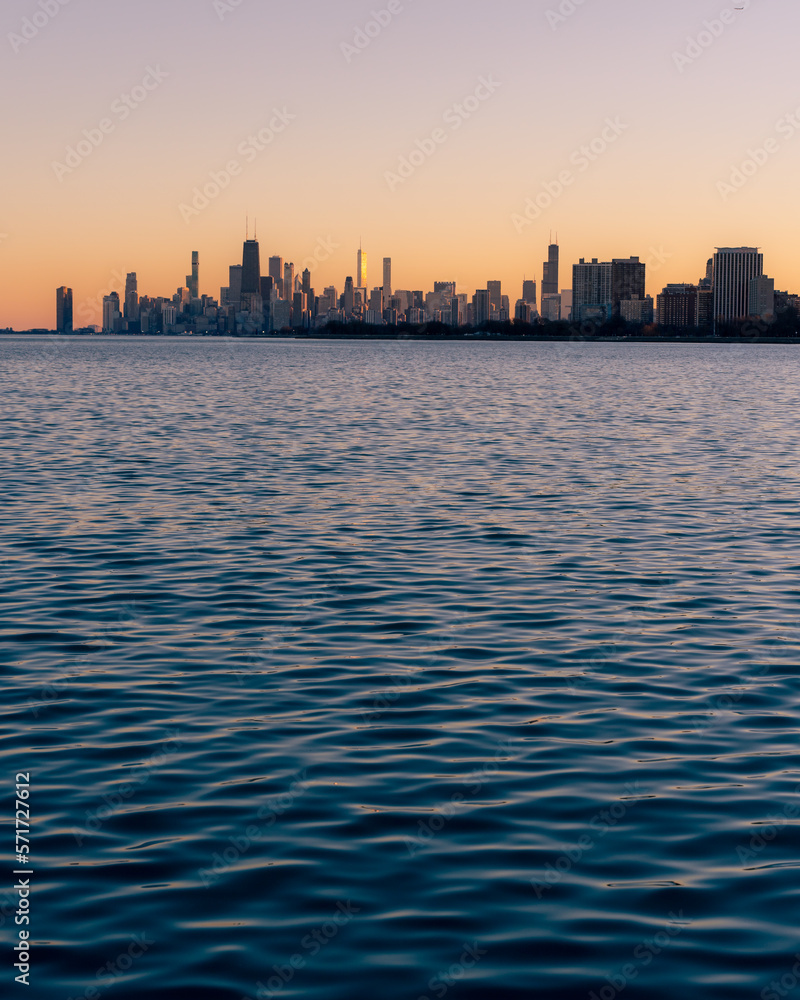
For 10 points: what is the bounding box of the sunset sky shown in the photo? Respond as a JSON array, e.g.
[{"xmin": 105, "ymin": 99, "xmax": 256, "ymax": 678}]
[{"xmin": 2, "ymin": 0, "xmax": 798, "ymax": 329}]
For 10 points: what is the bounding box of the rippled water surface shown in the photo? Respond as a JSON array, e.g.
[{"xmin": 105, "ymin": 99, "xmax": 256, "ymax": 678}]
[{"xmin": 2, "ymin": 336, "xmax": 800, "ymax": 1000}]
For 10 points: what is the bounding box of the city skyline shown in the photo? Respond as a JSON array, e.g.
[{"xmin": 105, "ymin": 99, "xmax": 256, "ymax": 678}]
[
  {"xmin": 2, "ymin": 0, "xmax": 799, "ymax": 329},
  {"xmin": 38, "ymin": 229, "xmax": 796, "ymax": 337}
]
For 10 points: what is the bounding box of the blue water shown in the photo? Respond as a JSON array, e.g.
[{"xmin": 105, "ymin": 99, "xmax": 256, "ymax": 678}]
[{"xmin": 2, "ymin": 335, "xmax": 799, "ymax": 1000}]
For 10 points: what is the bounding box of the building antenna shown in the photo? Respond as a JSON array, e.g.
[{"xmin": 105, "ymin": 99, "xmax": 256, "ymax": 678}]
[
  {"xmin": 246, "ymin": 216, "xmax": 249, "ymax": 241},
  {"xmin": 254, "ymin": 218, "xmax": 257, "ymax": 240}
]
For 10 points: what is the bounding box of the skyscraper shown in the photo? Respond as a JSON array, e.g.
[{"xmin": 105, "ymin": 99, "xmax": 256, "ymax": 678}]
[
  {"xmin": 269, "ymin": 257, "xmax": 284, "ymax": 298},
  {"xmin": 611, "ymin": 257, "xmax": 646, "ymax": 314},
  {"xmin": 657, "ymin": 284, "xmax": 699, "ymax": 328},
  {"xmin": 522, "ymin": 280, "xmax": 537, "ymax": 307},
  {"xmin": 383, "ymin": 258, "xmax": 392, "ymax": 298},
  {"xmin": 357, "ymin": 245, "xmax": 367, "ymax": 290},
  {"xmin": 749, "ymin": 275, "xmax": 775, "ymax": 320},
  {"xmin": 102, "ymin": 292, "xmax": 121, "ymax": 333},
  {"xmin": 713, "ymin": 247, "xmax": 763, "ymax": 326},
  {"xmin": 542, "ymin": 242, "xmax": 559, "ymax": 297},
  {"xmin": 241, "ymin": 238, "xmax": 261, "ymax": 296},
  {"xmin": 229, "ymin": 265, "xmax": 243, "ymax": 309},
  {"xmin": 473, "ymin": 288, "xmax": 491, "ymax": 325},
  {"xmin": 56, "ymin": 286, "xmax": 73, "ymax": 333},
  {"xmin": 284, "ymin": 263, "xmax": 295, "ymax": 298},
  {"xmin": 343, "ymin": 276, "xmax": 355, "ymax": 317},
  {"xmin": 572, "ymin": 258, "xmax": 613, "ymax": 321},
  {"xmin": 186, "ymin": 251, "xmax": 199, "ymax": 299},
  {"xmin": 487, "ymin": 281, "xmax": 502, "ymax": 315},
  {"xmin": 124, "ymin": 273, "xmax": 139, "ymax": 322}
]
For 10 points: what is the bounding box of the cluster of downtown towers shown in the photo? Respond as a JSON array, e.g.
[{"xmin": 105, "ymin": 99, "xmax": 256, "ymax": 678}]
[{"xmin": 54, "ymin": 239, "xmax": 791, "ymax": 336}]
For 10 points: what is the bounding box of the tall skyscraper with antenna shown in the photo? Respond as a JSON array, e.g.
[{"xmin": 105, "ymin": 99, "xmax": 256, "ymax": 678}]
[
  {"xmin": 357, "ymin": 243, "xmax": 367, "ymax": 290},
  {"xmin": 241, "ymin": 220, "xmax": 261, "ymax": 298}
]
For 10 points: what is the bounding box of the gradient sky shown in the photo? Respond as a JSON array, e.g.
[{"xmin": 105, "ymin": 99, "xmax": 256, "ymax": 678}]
[{"xmin": 1, "ymin": 0, "xmax": 798, "ymax": 328}]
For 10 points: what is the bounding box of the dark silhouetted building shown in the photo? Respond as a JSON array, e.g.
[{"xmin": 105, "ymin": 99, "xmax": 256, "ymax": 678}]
[
  {"xmin": 542, "ymin": 243, "xmax": 559, "ymax": 297},
  {"xmin": 269, "ymin": 256, "xmax": 284, "ymax": 298},
  {"xmin": 186, "ymin": 251, "xmax": 199, "ymax": 299},
  {"xmin": 611, "ymin": 257, "xmax": 646, "ymax": 314},
  {"xmin": 125, "ymin": 273, "xmax": 139, "ymax": 323},
  {"xmin": 241, "ymin": 239, "xmax": 261, "ymax": 297},
  {"xmin": 522, "ymin": 280, "xmax": 537, "ymax": 308},
  {"xmin": 657, "ymin": 284, "xmax": 699, "ymax": 328},
  {"xmin": 56, "ymin": 286, "xmax": 73, "ymax": 333}
]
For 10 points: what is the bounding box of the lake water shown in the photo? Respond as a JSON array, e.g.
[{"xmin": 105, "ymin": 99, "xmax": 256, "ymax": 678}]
[{"xmin": 2, "ymin": 336, "xmax": 799, "ymax": 1000}]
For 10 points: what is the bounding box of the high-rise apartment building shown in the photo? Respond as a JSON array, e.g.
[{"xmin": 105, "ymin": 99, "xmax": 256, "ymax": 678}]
[
  {"xmin": 56, "ymin": 286, "xmax": 73, "ymax": 333},
  {"xmin": 713, "ymin": 247, "xmax": 763, "ymax": 326},
  {"xmin": 611, "ymin": 257, "xmax": 646, "ymax": 314},
  {"xmin": 383, "ymin": 258, "xmax": 392, "ymax": 298},
  {"xmin": 473, "ymin": 288, "xmax": 491, "ymax": 325},
  {"xmin": 749, "ymin": 275, "xmax": 775, "ymax": 320},
  {"xmin": 656, "ymin": 284, "xmax": 703, "ymax": 328},
  {"xmin": 541, "ymin": 294, "xmax": 561, "ymax": 322},
  {"xmin": 102, "ymin": 292, "xmax": 121, "ymax": 333},
  {"xmin": 542, "ymin": 243, "xmax": 559, "ymax": 297},
  {"xmin": 572, "ymin": 259, "xmax": 613, "ymax": 321}
]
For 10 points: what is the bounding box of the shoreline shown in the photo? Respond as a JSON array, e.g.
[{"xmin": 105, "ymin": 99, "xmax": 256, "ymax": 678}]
[{"xmin": 2, "ymin": 331, "xmax": 799, "ymax": 345}]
